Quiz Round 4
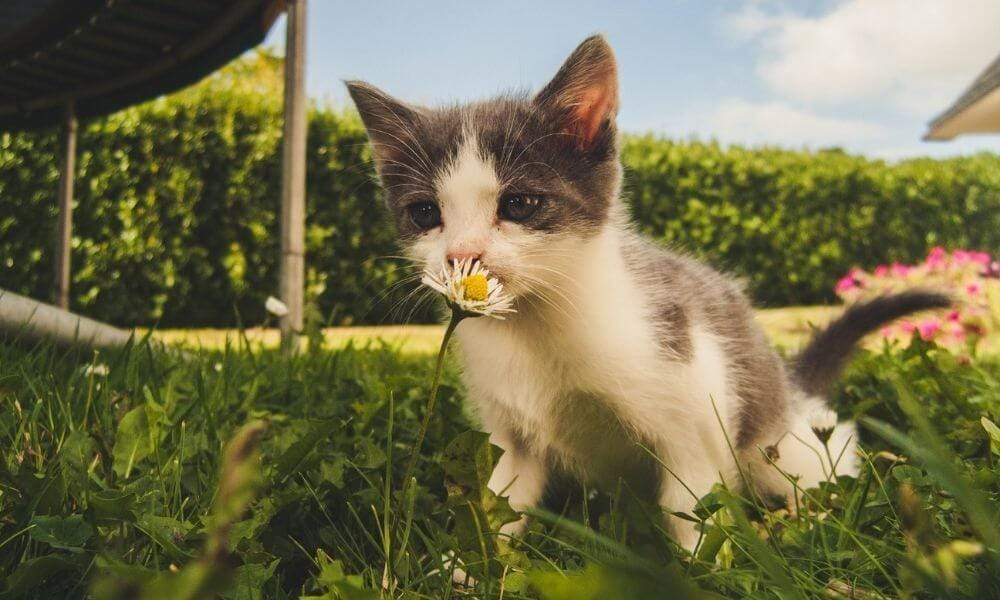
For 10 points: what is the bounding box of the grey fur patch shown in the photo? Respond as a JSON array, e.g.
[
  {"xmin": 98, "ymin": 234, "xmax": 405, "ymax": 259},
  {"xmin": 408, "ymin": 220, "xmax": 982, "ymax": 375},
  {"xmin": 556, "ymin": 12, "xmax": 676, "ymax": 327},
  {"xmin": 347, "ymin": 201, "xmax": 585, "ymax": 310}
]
[{"xmin": 622, "ymin": 234, "xmax": 790, "ymax": 447}]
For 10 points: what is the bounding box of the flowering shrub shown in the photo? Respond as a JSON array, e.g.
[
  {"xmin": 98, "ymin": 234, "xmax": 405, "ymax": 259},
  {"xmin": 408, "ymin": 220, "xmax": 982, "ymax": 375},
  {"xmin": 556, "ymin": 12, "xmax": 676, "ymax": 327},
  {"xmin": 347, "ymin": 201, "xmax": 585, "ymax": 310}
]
[{"xmin": 835, "ymin": 247, "xmax": 999, "ymax": 348}]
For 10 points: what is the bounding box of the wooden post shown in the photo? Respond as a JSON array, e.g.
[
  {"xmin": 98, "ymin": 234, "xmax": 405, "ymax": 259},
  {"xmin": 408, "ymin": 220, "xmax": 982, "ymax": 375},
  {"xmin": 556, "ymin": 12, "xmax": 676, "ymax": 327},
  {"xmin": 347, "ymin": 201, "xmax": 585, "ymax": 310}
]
[
  {"xmin": 55, "ymin": 101, "xmax": 77, "ymax": 310},
  {"xmin": 279, "ymin": 0, "xmax": 308, "ymax": 352}
]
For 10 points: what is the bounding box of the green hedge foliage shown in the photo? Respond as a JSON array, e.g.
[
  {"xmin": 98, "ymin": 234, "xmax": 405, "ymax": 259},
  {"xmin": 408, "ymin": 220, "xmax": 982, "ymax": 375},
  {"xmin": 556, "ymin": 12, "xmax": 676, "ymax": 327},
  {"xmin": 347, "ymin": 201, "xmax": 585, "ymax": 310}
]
[
  {"xmin": 1, "ymin": 54, "xmax": 410, "ymax": 327},
  {"xmin": 1, "ymin": 54, "xmax": 997, "ymax": 326},
  {"xmin": 622, "ymin": 139, "xmax": 1000, "ymax": 306}
]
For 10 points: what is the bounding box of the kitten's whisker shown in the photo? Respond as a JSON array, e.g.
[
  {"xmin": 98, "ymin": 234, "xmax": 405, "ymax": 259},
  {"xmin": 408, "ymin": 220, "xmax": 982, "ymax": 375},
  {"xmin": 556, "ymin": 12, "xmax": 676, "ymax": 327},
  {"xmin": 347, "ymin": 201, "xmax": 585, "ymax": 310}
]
[
  {"xmin": 384, "ymin": 283, "xmax": 430, "ymax": 325},
  {"xmin": 364, "ymin": 95, "xmax": 436, "ymax": 175},
  {"xmin": 398, "ymin": 287, "xmax": 437, "ymax": 326},
  {"xmin": 367, "ymin": 126, "xmax": 435, "ymax": 178},
  {"xmin": 370, "ymin": 153, "xmax": 432, "ymax": 182},
  {"xmin": 499, "ymin": 106, "xmax": 534, "ymax": 176},
  {"xmin": 501, "ymin": 131, "xmax": 575, "ymax": 183},
  {"xmin": 502, "ymin": 160, "xmax": 571, "ymax": 189},
  {"xmin": 514, "ymin": 272, "xmax": 580, "ymax": 321}
]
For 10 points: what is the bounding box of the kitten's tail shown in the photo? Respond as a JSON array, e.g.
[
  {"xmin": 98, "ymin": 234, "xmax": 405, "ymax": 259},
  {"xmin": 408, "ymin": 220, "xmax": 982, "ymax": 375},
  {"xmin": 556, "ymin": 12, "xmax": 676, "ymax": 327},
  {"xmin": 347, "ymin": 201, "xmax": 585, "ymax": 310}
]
[{"xmin": 791, "ymin": 290, "xmax": 951, "ymax": 396}]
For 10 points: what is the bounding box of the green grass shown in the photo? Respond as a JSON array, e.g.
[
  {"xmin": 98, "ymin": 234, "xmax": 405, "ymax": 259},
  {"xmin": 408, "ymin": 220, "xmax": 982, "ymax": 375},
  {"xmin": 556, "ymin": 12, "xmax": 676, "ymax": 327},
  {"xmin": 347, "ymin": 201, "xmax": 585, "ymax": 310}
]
[
  {"xmin": 150, "ymin": 306, "xmax": 844, "ymax": 355},
  {"xmin": 1, "ymin": 329, "xmax": 998, "ymax": 598}
]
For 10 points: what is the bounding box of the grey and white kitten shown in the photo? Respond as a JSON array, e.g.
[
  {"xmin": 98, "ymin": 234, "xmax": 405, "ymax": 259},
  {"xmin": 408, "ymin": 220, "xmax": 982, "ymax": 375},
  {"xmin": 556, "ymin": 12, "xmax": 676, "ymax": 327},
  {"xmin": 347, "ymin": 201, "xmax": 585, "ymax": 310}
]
[{"xmin": 346, "ymin": 36, "xmax": 948, "ymax": 551}]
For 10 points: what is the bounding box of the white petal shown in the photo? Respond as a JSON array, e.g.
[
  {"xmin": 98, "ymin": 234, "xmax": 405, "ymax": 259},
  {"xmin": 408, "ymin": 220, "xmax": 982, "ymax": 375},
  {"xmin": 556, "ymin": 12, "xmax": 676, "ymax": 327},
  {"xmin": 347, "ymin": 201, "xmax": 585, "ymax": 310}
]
[
  {"xmin": 809, "ymin": 407, "xmax": 838, "ymax": 432},
  {"xmin": 421, "ymin": 274, "xmax": 447, "ymax": 295},
  {"xmin": 83, "ymin": 364, "xmax": 110, "ymax": 376},
  {"xmin": 265, "ymin": 296, "xmax": 289, "ymax": 317}
]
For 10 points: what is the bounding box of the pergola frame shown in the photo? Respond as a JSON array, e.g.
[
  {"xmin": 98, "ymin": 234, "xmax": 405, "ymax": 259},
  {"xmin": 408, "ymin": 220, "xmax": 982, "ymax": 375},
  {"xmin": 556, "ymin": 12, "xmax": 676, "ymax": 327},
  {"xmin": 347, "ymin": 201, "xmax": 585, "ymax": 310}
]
[
  {"xmin": 279, "ymin": 0, "xmax": 307, "ymax": 350},
  {"xmin": 55, "ymin": 101, "xmax": 76, "ymax": 311},
  {"xmin": 1, "ymin": 0, "xmax": 309, "ymax": 352}
]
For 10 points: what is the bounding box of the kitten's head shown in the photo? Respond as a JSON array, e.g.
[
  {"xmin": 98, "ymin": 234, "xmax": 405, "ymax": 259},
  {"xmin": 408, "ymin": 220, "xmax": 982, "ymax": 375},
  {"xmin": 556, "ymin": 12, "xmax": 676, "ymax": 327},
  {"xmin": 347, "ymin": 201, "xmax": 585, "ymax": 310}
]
[{"xmin": 347, "ymin": 35, "xmax": 621, "ymax": 301}]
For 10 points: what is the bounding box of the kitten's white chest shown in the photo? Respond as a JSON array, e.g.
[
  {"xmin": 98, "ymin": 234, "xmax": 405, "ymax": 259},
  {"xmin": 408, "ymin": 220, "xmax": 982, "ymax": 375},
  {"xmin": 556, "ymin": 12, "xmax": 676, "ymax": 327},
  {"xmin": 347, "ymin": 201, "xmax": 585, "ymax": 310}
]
[
  {"xmin": 456, "ymin": 317, "xmax": 648, "ymax": 482},
  {"xmin": 455, "ymin": 261, "xmax": 739, "ymax": 493},
  {"xmin": 458, "ymin": 278, "xmax": 670, "ymax": 481}
]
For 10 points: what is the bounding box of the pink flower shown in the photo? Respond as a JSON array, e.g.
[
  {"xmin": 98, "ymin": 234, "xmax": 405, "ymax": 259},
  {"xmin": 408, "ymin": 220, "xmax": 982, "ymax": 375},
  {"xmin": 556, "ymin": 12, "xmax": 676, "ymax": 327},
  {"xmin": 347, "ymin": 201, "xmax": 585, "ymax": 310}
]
[
  {"xmin": 946, "ymin": 310, "xmax": 961, "ymax": 322},
  {"xmin": 880, "ymin": 326, "xmax": 894, "ymax": 337},
  {"xmin": 890, "ymin": 262, "xmax": 913, "ymax": 277},
  {"xmin": 899, "ymin": 321, "xmax": 916, "ymax": 334},
  {"xmin": 835, "ymin": 271, "xmax": 864, "ymax": 293},
  {"xmin": 953, "ymin": 250, "xmax": 971, "ymax": 263},
  {"xmin": 970, "ymin": 251, "xmax": 991, "ymax": 265},
  {"xmin": 926, "ymin": 246, "xmax": 947, "ymax": 268},
  {"xmin": 917, "ymin": 318, "xmax": 940, "ymax": 340},
  {"xmin": 966, "ymin": 282, "xmax": 982, "ymax": 295},
  {"xmin": 947, "ymin": 321, "xmax": 966, "ymax": 341},
  {"xmin": 874, "ymin": 264, "xmax": 889, "ymax": 277},
  {"xmin": 835, "ymin": 276, "xmax": 856, "ymax": 293}
]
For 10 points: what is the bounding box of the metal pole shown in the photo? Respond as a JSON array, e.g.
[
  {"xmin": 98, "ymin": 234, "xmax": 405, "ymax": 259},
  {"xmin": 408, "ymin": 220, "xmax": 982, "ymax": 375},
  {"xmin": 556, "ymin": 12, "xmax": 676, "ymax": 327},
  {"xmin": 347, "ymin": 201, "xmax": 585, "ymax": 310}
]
[
  {"xmin": 279, "ymin": 0, "xmax": 307, "ymax": 352},
  {"xmin": 55, "ymin": 101, "xmax": 77, "ymax": 310}
]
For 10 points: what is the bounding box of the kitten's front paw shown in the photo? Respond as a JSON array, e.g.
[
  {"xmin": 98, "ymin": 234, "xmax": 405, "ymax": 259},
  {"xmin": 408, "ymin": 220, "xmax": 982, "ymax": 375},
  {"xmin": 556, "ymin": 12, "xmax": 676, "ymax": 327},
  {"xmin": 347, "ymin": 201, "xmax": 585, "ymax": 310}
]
[
  {"xmin": 440, "ymin": 551, "xmax": 477, "ymax": 588},
  {"xmin": 667, "ymin": 516, "xmax": 703, "ymax": 555}
]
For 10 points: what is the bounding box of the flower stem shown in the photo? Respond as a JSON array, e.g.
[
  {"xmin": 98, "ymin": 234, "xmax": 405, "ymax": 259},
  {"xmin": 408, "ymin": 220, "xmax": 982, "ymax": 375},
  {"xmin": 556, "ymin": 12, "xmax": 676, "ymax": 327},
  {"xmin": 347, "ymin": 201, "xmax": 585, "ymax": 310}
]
[
  {"xmin": 401, "ymin": 310, "xmax": 462, "ymax": 494},
  {"xmin": 823, "ymin": 441, "xmax": 839, "ymax": 482}
]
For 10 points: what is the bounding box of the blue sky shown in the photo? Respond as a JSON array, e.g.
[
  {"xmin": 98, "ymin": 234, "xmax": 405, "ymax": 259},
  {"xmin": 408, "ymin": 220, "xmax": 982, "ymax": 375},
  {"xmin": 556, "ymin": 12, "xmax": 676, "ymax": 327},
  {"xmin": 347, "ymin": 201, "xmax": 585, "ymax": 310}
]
[{"xmin": 263, "ymin": 0, "xmax": 1000, "ymax": 159}]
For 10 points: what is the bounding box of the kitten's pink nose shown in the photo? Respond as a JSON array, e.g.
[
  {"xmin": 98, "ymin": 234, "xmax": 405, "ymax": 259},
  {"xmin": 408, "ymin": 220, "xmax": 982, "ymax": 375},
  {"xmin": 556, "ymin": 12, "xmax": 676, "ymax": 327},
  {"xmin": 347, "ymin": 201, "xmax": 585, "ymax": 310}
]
[{"xmin": 446, "ymin": 249, "xmax": 482, "ymax": 263}]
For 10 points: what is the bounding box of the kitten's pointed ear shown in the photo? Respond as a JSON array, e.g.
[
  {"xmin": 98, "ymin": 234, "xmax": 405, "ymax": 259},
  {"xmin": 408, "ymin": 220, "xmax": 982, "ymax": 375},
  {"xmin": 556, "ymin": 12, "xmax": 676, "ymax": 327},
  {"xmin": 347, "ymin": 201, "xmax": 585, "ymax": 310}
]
[
  {"xmin": 345, "ymin": 80, "xmax": 422, "ymax": 174},
  {"xmin": 534, "ymin": 35, "xmax": 618, "ymax": 149}
]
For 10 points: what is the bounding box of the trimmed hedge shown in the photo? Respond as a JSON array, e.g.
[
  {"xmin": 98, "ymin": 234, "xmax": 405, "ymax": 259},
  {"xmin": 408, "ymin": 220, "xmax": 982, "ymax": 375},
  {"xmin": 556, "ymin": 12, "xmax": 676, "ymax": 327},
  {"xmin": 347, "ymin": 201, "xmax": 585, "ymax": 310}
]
[
  {"xmin": 1, "ymin": 54, "xmax": 997, "ymax": 326},
  {"xmin": 1, "ymin": 54, "xmax": 412, "ymax": 327},
  {"xmin": 623, "ymin": 139, "xmax": 1000, "ymax": 306}
]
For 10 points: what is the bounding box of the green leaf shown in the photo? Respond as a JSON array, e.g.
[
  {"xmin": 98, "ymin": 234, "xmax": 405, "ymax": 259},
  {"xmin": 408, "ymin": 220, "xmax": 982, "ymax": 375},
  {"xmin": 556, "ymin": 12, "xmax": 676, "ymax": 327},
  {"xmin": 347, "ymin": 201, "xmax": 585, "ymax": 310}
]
[
  {"xmin": 135, "ymin": 514, "xmax": 194, "ymax": 559},
  {"xmin": 112, "ymin": 406, "xmax": 154, "ymax": 478},
  {"xmin": 531, "ymin": 562, "xmax": 718, "ymax": 600},
  {"xmin": 29, "ymin": 514, "xmax": 93, "ymax": 552},
  {"xmin": 716, "ymin": 488, "xmax": 806, "ymax": 600},
  {"xmin": 352, "ymin": 437, "xmax": 386, "ymax": 470},
  {"xmin": 221, "ymin": 559, "xmax": 279, "ymax": 600},
  {"xmin": 314, "ymin": 549, "xmax": 377, "ymax": 600},
  {"xmin": 1, "ymin": 554, "xmax": 83, "ymax": 597},
  {"xmin": 87, "ymin": 489, "xmax": 138, "ymax": 524},
  {"xmin": 441, "ymin": 430, "xmax": 500, "ymax": 489},
  {"xmin": 320, "ymin": 455, "xmax": 346, "ymax": 487},
  {"xmin": 981, "ymin": 416, "xmax": 1000, "ymax": 457},
  {"xmin": 60, "ymin": 430, "xmax": 95, "ymax": 475},
  {"xmin": 272, "ymin": 419, "xmax": 335, "ymax": 483},
  {"xmin": 863, "ymin": 416, "xmax": 1000, "ymax": 551},
  {"xmin": 891, "ymin": 465, "xmax": 929, "ymax": 486}
]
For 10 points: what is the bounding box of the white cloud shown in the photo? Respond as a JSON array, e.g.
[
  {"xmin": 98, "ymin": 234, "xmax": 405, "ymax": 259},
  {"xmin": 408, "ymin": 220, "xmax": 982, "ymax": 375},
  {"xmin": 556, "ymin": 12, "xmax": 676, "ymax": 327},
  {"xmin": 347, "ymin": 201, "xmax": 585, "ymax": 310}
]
[
  {"xmin": 706, "ymin": 99, "xmax": 887, "ymax": 148},
  {"xmin": 728, "ymin": 0, "xmax": 1000, "ymax": 116}
]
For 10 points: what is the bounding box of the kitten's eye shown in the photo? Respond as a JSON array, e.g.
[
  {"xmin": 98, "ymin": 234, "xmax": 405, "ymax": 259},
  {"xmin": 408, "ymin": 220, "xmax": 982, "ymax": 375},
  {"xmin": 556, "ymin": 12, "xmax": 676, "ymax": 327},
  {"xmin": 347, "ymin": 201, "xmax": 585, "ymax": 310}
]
[
  {"xmin": 407, "ymin": 202, "xmax": 441, "ymax": 230},
  {"xmin": 498, "ymin": 195, "xmax": 543, "ymax": 222}
]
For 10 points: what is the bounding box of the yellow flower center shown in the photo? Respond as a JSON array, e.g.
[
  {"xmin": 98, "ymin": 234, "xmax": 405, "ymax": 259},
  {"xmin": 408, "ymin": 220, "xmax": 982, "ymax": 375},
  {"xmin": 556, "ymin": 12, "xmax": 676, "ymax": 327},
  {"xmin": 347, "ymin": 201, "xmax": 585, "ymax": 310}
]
[{"xmin": 462, "ymin": 273, "xmax": 489, "ymax": 301}]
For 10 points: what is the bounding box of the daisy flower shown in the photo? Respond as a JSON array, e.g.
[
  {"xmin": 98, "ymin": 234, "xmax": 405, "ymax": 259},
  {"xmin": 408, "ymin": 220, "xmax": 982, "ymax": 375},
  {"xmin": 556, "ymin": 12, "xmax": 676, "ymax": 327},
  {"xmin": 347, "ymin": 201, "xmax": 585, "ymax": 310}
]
[
  {"xmin": 81, "ymin": 363, "xmax": 110, "ymax": 377},
  {"xmin": 421, "ymin": 258, "xmax": 515, "ymax": 320},
  {"xmin": 265, "ymin": 296, "xmax": 289, "ymax": 317},
  {"xmin": 809, "ymin": 407, "xmax": 837, "ymax": 445}
]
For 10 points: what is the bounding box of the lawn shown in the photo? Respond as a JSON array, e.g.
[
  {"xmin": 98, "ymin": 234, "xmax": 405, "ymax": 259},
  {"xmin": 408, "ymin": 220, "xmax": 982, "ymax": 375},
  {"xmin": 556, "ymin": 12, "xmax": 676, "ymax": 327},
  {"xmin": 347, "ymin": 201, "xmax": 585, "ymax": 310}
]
[
  {"xmin": 1, "ymin": 319, "xmax": 998, "ymax": 598},
  {"xmin": 150, "ymin": 306, "xmax": 845, "ymax": 355}
]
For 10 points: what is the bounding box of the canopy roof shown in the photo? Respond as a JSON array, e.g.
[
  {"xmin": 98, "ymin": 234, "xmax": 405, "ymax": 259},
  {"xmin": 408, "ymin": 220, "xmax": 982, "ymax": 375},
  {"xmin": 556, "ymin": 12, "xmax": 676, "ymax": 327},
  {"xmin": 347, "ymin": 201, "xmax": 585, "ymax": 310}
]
[
  {"xmin": 0, "ymin": 0, "xmax": 280, "ymax": 130},
  {"xmin": 925, "ymin": 53, "xmax": 1000, "ymax": 141}
]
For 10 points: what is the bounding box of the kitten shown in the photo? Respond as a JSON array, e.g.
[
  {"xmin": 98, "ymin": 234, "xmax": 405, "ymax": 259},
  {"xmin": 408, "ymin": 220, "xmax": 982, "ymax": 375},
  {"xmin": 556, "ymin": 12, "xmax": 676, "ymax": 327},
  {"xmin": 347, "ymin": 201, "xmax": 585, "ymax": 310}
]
[{"xmin": 346, "ymin": 35, "xmax": 949, "ymax": 551}]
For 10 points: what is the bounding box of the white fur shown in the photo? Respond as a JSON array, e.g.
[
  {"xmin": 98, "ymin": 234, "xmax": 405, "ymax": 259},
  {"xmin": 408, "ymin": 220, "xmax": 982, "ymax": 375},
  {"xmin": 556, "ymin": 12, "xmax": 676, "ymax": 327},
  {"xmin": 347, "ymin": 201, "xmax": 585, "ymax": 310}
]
[
  {"xmin": 745, "ymin": 395, "xmax": 859, "ymax": 512},
  {"xmin": 406, "ymin": 121, "xmax": 857, "ymax": 553}
]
